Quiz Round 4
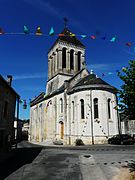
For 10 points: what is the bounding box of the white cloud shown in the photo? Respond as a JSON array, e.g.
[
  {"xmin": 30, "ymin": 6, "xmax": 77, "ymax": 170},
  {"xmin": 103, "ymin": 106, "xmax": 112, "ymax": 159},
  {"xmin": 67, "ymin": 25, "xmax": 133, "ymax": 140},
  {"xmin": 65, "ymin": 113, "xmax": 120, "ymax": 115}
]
[{"xmin": 14, "ymin": 72, "xmax": 46, "ymax": 80}]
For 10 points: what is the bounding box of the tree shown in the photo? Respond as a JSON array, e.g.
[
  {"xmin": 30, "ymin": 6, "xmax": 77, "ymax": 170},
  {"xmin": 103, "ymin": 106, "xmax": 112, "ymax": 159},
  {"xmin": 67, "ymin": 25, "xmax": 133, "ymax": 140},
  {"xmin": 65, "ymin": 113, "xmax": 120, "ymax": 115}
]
[{"xmin": 117, "ymin": 60, "xmax": 135, "ymax": 120}]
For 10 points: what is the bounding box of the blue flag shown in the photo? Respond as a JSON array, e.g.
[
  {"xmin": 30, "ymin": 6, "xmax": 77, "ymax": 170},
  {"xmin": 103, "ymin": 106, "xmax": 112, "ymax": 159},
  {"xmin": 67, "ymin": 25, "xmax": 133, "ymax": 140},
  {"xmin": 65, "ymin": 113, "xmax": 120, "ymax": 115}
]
[{"xmin": 49, "ymin": 27, "xmax": 54, "ymax": 36}]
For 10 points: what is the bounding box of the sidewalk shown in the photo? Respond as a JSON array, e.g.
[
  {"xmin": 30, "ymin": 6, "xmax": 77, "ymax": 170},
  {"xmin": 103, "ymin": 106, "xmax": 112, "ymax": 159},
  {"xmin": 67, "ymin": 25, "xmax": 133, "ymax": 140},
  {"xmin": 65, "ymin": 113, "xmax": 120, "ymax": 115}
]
[{"xmin": 30, "ymin": 141, "xmax": 135, "ymax": 150}]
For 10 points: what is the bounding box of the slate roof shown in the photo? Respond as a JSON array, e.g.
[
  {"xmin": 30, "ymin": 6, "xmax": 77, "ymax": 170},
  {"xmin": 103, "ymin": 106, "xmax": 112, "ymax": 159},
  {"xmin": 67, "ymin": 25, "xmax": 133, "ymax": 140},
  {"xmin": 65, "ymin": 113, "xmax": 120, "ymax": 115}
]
[
  {"xmin": 49, "ymin": 28, "xmax": 85, "ymax": 52},
  {"xmin": 68, "ymin": 74, "xmax": 117, "ymax": 94}
]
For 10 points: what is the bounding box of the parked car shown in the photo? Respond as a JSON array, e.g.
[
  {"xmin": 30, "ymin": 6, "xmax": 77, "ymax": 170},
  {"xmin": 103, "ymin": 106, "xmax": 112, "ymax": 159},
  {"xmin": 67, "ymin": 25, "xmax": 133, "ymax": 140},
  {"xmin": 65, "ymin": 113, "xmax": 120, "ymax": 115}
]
[{"xmin": 108, "ymin": 134, "xmax": 135, "ymax": 145}]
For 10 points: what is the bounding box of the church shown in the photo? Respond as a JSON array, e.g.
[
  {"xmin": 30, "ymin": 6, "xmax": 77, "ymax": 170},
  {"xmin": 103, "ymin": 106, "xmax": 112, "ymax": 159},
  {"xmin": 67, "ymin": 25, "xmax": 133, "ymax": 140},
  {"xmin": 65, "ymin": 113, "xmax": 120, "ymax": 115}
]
[{"xmin": 29, "ymin": 27, "xmax": 119, "ymax": 145}]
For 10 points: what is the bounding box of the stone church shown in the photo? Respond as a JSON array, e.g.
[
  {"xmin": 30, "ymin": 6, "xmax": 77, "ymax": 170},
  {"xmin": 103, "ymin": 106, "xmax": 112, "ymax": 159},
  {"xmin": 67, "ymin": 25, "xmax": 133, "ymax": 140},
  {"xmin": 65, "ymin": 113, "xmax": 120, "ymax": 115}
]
[{"xmin": 29, "ymin": 28, "xmax": 119, "ymax": 145}]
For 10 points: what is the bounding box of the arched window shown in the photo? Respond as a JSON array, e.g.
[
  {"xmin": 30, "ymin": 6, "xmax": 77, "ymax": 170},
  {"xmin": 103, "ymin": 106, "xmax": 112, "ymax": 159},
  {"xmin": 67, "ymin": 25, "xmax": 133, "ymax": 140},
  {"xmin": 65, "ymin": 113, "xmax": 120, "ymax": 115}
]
[
  {"xmin": 70, "ymin": 49, "xmax": 74, "ymax": 70},
  {"xmin": 108, "ymin": 98, "xmax": 111, "ymax": 119},
  {"xmin": 62, "ymin": 47, "xmax": 66, "ymax": 69},
  {"xmin": 60, "ymin": 98, "xmax": 63, "ymax": 113},
  {"xmin": 94, "ymin": 98, "xmax": 98, "ymax": 119},
  {"xmin": 80, "ymin": 99, "xmax": 85, "ymax": 119},
  {"xmin": 78, "ymin": 51, "xmax": 81, "ymax": 71},
  {"xmin": 72, "ymin": 101, "xmax": 75, "ymax": 120}
]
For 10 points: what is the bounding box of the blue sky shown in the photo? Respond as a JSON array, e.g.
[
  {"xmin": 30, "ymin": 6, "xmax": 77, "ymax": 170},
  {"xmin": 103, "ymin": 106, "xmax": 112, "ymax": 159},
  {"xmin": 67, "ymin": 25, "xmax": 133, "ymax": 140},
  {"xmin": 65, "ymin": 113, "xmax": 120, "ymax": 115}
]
[{"xmin": 0, "ymin": 0, "xmax": 135, "ymax": 119}]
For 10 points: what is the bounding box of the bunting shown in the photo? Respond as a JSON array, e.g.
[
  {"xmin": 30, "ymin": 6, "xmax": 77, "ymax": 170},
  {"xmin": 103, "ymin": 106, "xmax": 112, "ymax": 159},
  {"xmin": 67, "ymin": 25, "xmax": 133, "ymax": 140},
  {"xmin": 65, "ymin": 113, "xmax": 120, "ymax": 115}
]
[
  {"xmin": 0, "ymin": 26, "xmax": 135, "ymax": 52},
  {"xmin": 35, "ymin": 27, "xmax": 42, "ymax": 35},
  {"xmin": 49, "ymin": 27, "xmax": 54, "ymax": 36}
]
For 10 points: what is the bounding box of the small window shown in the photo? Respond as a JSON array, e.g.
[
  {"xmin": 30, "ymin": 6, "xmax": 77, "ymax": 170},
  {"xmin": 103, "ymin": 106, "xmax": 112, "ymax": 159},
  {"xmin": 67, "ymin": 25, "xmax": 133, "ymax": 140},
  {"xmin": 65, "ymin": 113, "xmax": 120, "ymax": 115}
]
[
  {"xmin": 72, "ymin": 101, "xmax": 75, "ymax": 120},
  {"xmin": 70, "ymin": 49, "xmax": 74, "ymax": 70},
  {"xmin": 3, "ymin": 101, "xmax": 8, "ymax": 118},
  {"xmin": 108, "ymin": 98, "xmax": 111, "ymax": 119},
  {"xmin": 60, "ymin": 98, "xmax": 63, "ymax": 113},
  {"xmin": 94, "ymin": 98, "xmax": 98, "ymax": 119},
  {"xmin": 78, "ymin": 51, "xmax": 81, "ymax": 71},
  {"xmin": 80, "ymin": 99, "xmax": 85, "ymax": 119},
  {"xmin": 62, "ymin": 47, "xmax": 66, "ymax": 69}
]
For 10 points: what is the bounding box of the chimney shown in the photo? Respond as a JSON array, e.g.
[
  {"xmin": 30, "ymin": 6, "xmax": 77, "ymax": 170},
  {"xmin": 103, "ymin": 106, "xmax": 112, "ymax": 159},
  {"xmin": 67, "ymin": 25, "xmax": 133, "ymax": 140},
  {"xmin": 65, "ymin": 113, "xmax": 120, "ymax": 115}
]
[{"xmin": 7, "ymin": 75, "xmax": 13, "ymax": 86}]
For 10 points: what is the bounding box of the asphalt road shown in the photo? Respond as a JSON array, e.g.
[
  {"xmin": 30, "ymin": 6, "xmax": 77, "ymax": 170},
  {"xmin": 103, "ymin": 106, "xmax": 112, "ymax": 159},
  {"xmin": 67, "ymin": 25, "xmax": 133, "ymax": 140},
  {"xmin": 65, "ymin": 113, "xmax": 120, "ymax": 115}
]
[{"xmin": 0, "ymin": 141, "xmax": 135, "ymax": 180}]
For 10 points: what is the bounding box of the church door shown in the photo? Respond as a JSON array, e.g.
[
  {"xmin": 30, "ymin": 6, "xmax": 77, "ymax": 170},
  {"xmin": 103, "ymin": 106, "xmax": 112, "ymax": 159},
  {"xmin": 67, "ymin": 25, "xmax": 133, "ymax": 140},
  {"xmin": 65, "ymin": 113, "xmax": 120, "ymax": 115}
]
[{"xmin": 60, "ymin": 122, "xmax": 64, "ymax": 139}]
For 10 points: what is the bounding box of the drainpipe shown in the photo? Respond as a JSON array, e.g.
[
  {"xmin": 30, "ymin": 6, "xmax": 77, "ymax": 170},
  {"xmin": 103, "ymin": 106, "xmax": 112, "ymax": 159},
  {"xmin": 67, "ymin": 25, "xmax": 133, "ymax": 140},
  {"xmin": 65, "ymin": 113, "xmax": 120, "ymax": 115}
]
[{"xmin": 90, "ymin": 90, "xmax": 94, "ymax": 144}]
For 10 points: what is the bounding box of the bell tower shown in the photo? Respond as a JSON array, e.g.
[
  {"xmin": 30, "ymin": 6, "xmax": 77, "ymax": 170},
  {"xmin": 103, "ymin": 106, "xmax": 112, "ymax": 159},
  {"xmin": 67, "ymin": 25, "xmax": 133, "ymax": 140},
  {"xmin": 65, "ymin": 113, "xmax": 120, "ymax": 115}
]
[{"xmin": 46, "ymin": 27, "xmax": 86, "ymax": 94}]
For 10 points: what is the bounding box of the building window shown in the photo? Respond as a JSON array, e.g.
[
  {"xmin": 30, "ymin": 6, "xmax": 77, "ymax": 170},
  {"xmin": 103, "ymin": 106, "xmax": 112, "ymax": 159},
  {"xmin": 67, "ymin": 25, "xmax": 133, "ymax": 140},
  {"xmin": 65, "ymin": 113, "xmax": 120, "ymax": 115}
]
[
  {"xmin": 94, "ymin": 98, "xmax": 98, "ymax": 119},
  {"xmin": 80, "ymin": 99, "xmax": 85, "ymax": 119},
  {"xmin": 3, "ymin": 101, "xmax": 8, "ymax": 118},
  {"xmin": 70, "ymin": 49, "xmax": 74, "ymax": 70},
  {"xmin": 62, "ymin": 47, "xmax": 66, "ymax": 69},
  {"xmin": 108, "ymin": 98, "xmax": 111, "ymax": 119},
  {"xmin": 72, "ymin": 101, "xmax": 75, "ymax": 120},
  {"xmin": 78, "ymin": 51, "xmax": 81, "ymax": 71},
  {"xmin": 60, "ymin": 98, "xmax": 63, "ymax": 113}
]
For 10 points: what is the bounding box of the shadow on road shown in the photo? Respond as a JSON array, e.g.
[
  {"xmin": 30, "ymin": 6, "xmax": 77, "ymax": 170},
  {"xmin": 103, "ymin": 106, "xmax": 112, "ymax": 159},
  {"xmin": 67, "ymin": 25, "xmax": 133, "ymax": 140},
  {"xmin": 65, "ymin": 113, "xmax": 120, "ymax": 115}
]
[{"xmin": 0, "ymin": 146, "xmax": 42, "ymax": 180}]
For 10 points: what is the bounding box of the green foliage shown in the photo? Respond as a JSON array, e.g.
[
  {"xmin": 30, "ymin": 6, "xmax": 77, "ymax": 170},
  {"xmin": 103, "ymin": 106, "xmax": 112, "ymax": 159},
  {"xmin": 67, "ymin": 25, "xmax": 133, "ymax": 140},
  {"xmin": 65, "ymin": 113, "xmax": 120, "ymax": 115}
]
[{"xmin": 117, "ymin": 60, "xmax": 135, "ymax": 120}]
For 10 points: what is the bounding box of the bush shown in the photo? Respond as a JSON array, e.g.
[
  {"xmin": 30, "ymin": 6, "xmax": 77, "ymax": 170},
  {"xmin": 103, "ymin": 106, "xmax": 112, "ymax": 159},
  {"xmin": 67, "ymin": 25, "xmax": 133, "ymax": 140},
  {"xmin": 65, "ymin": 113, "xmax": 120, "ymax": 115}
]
[{"xmin": 75, "ymin": 138, "xmax": 84, "ymax": 146}]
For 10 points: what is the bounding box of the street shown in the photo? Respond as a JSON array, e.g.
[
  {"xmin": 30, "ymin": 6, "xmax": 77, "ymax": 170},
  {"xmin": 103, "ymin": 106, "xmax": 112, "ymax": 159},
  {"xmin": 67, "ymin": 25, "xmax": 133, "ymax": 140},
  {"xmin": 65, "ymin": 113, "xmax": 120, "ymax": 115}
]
[{"xmin": 0, "ymin": 141, "xmax": 135, "ymax": 180}]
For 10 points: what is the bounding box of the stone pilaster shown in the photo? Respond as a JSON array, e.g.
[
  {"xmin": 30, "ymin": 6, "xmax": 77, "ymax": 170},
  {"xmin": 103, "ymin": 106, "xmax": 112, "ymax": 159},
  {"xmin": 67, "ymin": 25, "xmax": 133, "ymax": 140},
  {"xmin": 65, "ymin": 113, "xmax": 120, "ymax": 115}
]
[
  {"xmin": 52, "ymin": 53, "xmax": 55, "ymax": 76},
  {"xmin": 48, "ymin": 59, "xmax": 50, "ymax": 80},
  {"xmin": 67, "ymin": 50, "xmax": 70, "ymax": 72},
  {"xmin": 58, "ymin": 48, "xmax": 62, "ymax": 72},
  {"xmin": 51, "ymin": 55, "xmax": 53, "ymax": 77},
  {"xmin": 49, "ymin": 56, "xmax": 52, "ymax": 79},
  {"xmin": 81, "ymin": 54, "xmax": 86, "ymax": 69},
  {"xmin": 54, "ymin": 52, "xmax": 57, "ymax": 74},
  {"xmin": 56, "ymin": 49, "xmax": 59, "ymax": 70}
]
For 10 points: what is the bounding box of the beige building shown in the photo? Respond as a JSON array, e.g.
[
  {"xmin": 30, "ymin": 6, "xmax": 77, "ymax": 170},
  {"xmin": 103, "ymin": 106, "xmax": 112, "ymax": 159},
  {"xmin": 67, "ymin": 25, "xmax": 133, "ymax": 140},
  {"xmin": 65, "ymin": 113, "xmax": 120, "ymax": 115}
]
[{"xmin": 29, "ymin": 28, "xmax": 119, "ymax": 145}]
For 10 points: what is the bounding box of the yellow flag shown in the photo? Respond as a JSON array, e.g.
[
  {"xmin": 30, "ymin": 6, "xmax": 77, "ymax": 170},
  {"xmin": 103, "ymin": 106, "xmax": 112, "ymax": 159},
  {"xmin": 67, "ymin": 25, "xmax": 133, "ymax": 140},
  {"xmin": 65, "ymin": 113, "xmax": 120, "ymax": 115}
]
[{"xmin": 35, "ymin": 27, "xmax": 42, "ymax": 35}]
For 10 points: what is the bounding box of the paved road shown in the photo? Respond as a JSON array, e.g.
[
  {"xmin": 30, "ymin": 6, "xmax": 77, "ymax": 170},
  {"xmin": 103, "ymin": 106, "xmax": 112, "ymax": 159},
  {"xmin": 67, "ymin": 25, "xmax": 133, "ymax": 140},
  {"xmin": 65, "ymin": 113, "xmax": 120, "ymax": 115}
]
[{"xmin": 0, "ymin": 141, "xmax": 135, "ymax": 180}]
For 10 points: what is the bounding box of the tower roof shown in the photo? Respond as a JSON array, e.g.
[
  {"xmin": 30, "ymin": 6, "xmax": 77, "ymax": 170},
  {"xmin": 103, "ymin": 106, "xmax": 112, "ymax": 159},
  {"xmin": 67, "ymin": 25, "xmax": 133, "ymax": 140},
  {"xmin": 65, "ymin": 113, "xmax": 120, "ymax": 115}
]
[{"xmin": 49, "ymin": 28, "xmax": 85, "ymax": 52}]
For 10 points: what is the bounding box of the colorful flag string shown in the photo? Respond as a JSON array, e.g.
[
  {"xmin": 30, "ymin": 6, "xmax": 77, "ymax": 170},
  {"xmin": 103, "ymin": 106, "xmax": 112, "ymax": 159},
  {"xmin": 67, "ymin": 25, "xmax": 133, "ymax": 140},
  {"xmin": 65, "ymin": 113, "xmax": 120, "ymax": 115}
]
[{"xmin": 0, "ymin": 26, "xmax": 135, "ymax": 52}]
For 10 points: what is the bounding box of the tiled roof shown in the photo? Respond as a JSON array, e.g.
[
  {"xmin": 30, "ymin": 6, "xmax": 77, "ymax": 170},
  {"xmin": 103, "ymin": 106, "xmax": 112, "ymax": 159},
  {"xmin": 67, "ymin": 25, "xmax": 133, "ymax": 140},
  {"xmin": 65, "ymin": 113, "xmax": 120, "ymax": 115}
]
[
  {"xmin": 74, "ymin": 74, "xmax": 113, "ymax": 87},
  {"xmin": 68, "ymin": 74, "xmax": 117, "ymax": 94}
]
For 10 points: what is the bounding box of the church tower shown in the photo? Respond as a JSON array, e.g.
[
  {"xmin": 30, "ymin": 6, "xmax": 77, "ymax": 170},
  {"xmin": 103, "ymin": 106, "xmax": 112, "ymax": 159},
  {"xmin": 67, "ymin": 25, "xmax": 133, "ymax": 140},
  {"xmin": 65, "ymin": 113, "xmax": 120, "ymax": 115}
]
[{"xmin": 46, "ymin": 28, "xmax": 86, "ymax": 94}]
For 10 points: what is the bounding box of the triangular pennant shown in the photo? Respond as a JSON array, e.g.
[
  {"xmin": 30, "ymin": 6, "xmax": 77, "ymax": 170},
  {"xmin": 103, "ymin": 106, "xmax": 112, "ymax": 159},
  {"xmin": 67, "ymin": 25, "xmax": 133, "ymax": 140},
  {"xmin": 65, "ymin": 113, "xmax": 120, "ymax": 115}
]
[
  {"xmin": 49, "ymin": 27, "xmax": 54, "ymax": 36},
  {"xmin": 81, "ymin": 35, "xmax": 87, "ymax": 39},
  {"xmin": 101, "ymin": 34, "xmax": 107, "ymax": 40},
  {"xmin": 110, "ymin": 36, "xmax": 117, "ymax": 42},
  {"xmin": 108, "ymin": 72, "xmax": 113, "ymax": 75},
  {"xmin": 0, "ymin": 28, "xmax": 4, "ymax": 35},
  {"xmin": 90, "ymin": 35, "xmax": 96, "ymax": 39},
  {"xmin": 126, "ymin": 42, "xmax": 132, "ymax": 47},
  {"xmin": 35, "ymin": 27, "xmax": 42, "ymax": 35},
  {"xmin": 23, "ymin": 25, "xmax": 29, "ymax": 34},
  {"xmin": 58, "ymin": 33, "xmax": 65, "ymax": 36},
  {"xmin": 70, "ymin": 32, "xmax": 75, "ymax": 37}
]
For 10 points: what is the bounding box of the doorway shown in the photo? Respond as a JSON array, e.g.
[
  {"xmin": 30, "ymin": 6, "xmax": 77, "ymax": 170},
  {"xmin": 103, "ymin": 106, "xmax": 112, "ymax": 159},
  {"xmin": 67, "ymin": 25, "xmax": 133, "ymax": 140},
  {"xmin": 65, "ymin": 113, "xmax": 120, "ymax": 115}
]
[{"xmin": 60, "ymin": 122, "xmax": 64, "ymax": 139}]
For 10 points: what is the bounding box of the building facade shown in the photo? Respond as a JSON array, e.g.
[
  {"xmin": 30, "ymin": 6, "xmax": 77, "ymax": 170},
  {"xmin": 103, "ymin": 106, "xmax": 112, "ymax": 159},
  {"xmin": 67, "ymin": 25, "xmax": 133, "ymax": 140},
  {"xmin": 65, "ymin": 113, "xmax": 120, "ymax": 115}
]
[
  {"xmin": 0, "ymin": 75, "xmax": 19, "ymax": 151},
  {"xmin": 30, "ymin": 28, "xmax": 119, "ymax": 145}
]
